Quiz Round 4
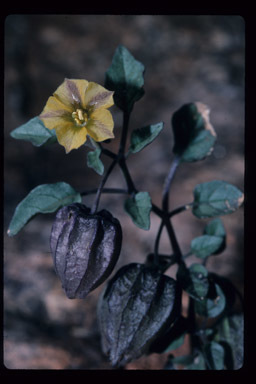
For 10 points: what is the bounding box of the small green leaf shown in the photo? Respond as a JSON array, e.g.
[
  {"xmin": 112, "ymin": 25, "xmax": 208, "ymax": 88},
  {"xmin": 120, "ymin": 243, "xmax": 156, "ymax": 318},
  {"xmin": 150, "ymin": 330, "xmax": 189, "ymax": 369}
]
[
  {"xmin": 7, "ymin": 182, "xmax": 82, "ymax": 236},
  {"xmin": 204, "ymin": 341, "xmax": 225, "ymax": 370},
  {"xmin": 87, "ymin": 148, "xmax": 104, "ymax": 175},
  {"xmin": 191, "ymin": 218, "xmax": 226, "ymax": 259},
  {"xmin": 10, "ymin": 116, "xmax": 57, "ymax": 146},
  {"xmin": 192, "ymin": 180, "xmax": 244, "ymax": 218},
  {"xmin": 124, "ymin": 192, "xmax": 152, "ymax": 230},
  {"xmin": 172, "ymin": 102, "xmax": 216, "ymax": 162},
  {"xmin": 195, "ymin": 283, "xmax": 226, "ymax": 318},
  {"xmin": 177, "ymin": 263, "xmax": 209, "ymax": 301},
  {"xmin": 105, "ymin": 45, "xmax": 145, "ymax": 113},
  {"xmin": 191, "ymin": 235, "xmax": 224, "ymax": 259},
  {"xmin": 129, "ymin": 122, "xmax": 164, "ymax": 154}
]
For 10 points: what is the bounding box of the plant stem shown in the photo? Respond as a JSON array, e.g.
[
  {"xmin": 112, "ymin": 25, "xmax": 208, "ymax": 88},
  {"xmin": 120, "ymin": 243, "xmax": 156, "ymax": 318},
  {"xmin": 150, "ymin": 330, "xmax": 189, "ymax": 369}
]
[
  {"xmin": 119, "ymin": 110, "xmax": 130, "ymax": 156},
  {"xmin": 90, "ymin": 158, "xmax": 117, "ymax": 214},
  {"xmin": 153, "ymin": 154, "xmax": 183, "ymax": 265},
  {"xmin": 118, "ymin": 157, "xmax": 137, "ymax": 194},
  {"xmin": 169, "ymin": 203, "xmax": 193, "ymax": 218},
  {"xmin": 162, "ymin": 155, "xmax": 180, "ymax": 212},
  {"xmin": 154, "ymin": 220, "xmax": 164, "ymax": 265},
  {"xmin": 90, "ymin": 109, "xmax": 131, "ymax": 215},
  {"xmin": 164, "ymin": 217, "xmax": 183, "ymax": 263}
]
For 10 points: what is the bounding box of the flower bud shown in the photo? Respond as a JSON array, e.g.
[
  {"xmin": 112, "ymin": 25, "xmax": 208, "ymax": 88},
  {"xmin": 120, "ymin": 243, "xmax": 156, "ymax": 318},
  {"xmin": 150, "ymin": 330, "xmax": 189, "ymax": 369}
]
[
  {"xmin": 50, "ymin": 203, "xmax": 122, "ymax": 299},
  {"xmin": 97, "ymin": 263, "xmax": 181, "ymax": 367}
]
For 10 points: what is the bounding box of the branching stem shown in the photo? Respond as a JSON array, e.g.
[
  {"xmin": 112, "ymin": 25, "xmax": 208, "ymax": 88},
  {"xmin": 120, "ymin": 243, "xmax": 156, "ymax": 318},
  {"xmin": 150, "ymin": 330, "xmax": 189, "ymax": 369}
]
[{"xmin": 90, "ymin": 158, "xmax": 118, "ymax": 214}]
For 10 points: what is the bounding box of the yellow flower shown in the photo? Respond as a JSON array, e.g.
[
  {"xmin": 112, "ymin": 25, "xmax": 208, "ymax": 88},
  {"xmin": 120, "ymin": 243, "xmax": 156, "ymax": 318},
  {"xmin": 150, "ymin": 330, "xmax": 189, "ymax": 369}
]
[{"xmin": 40, "ymin": 79, "xmax": 115, "ymax": 153}]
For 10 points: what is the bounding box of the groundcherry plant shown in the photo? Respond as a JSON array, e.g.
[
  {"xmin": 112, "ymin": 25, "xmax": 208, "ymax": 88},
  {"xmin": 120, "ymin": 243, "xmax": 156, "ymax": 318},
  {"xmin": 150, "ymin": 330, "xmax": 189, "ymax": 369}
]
[{"xmin": 8, "ymin": 45, "xmax": 244, "ymax": 370}]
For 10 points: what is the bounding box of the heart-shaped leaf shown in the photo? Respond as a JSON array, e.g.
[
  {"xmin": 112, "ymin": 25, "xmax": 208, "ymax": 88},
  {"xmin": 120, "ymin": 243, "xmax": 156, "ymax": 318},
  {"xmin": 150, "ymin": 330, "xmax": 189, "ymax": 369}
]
[
  {"xmin": 124, "ymin": 191, "xmax": 152, "ymax": 230},
  {"xmin": 7, "ymin": 182, "xmax": 82, "ymax": 236},
  {"xmin": 105, "ymin": 45, "xmax": 145, "ymax": 113},
  {"xmin": 10, "ymin": 116, "xmax": 57, "ymax": 146},
  {"xmin": 191, "ymin": 235, "xmax": 224, "ymax": 259},
  {"xmin": 192, "ymin": 180, "xmax": 244, "ymax": 218}
]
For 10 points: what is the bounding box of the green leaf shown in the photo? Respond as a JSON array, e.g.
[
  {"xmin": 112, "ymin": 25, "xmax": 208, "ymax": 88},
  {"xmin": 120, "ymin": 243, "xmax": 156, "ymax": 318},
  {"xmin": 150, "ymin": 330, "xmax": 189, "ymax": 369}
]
[
  {"xmin": 105, "ymin": 45, "xmax": 145, "ymax": 113},
  {"xmin": 129, "ymin": 122, "xmax": 164, "ymax": 154},
  {"xmin": 191, "ymin": 235, "xmax": 224, "ymax": 259},
  {"xmin": 177, "ymin": 263, "xmax": 209, "ymax": 301},
  {"xmin": 192, "ymin": 180, "xmax": 244, "ymax": 218},
  {"xmin": 172, "ymin": 102, "xmax": 216, "ymax": 162},
  {"xmin": 124, "ymin": 192, "xmax": 152, "ymax": 230},
  {"xmin": 204, "ymin": 341, "xmax": 225, "ymax": 370},
  {"xmin": 191, "ymin": 218, "xmax": 226, "ymax": 259},
  {"xmin": 7, "ymin": 182, "xmax": 82, "ymax": 236},
  {"xmin": 195, "ymin": 283, "xmax": 226, "ymax": 318},
  {"xmin": 181, "ymin": 130, "xmax": 216, "ymax": 162},
  {"xmin": 10, "ymin": 116, "xmax": 57, "ymax": 146},
  {"xmin": 87, "ymin": 148, "xmax": 104, "ymax": 175}
]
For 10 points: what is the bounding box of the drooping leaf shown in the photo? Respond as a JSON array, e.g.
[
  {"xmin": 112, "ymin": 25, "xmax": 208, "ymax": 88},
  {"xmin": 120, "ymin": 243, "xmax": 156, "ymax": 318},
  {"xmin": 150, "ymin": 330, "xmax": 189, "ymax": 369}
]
[
  {"xmin": 105, "ymin": 45, "xmax": 145, "ymax": 113},
  {"xmin": 176, "ymin": 263, "xmax": 209, "ymax": 301},
  {"xmin": 10, "ymin": 116, "xmax": 57, "ymax": 146},
  {"xmin": 87, "ymin": 148, "xmax": 104, "ymax": 175},
  {"xmin": 129, "ymin": 122, "xmax": 164, "ymax": 154},
  {"xmin": 204, "ymin": 341, "xmax": 225, "ymax": 370},
  {"xmin": 172, "ymin": 102, "xmax": 216, "ymax": 162},
  {"xmin": 7, "ymin": 182, "xmax": 82, "ymax": 236},
  {"xmin": 195, "ymin": 282, "xmax": 226, "ymax": 318},
  {"xmin": 124, "ymin": 191, "xmax": 152, "ymax": 230},
  {"xmin": 192, "ymin": 180, "xmax": 244, "ymax": 218}
]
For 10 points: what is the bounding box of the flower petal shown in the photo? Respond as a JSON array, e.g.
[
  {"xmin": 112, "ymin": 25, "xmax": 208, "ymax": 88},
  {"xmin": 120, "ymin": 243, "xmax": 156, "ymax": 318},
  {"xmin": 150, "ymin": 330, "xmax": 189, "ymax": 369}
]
[
  {"xmin": 55, "ymin": 123, "xmax": 88, "ymax": 153},
  {"xmin": 54, "ymin": 79, "xmax": 88, "ymax": 108},
  {"xmin": 40, "ymin": 96, "xmax": 73, "ymax": 130},
  {"xmin": 87, "ymin": 108, "xmax": 114, "ymax": 142},
  {"xmin": 84, "ymin": 82, "xmax": 114, "ymax": 110},
  {"xmin": 40, "ymin": 95, "xmax": 73, "ymax": 116}
]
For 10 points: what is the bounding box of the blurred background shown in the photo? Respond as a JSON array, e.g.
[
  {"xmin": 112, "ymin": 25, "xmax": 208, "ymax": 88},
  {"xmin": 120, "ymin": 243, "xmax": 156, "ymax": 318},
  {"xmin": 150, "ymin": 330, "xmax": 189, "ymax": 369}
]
[{"xmin": 4, "ymin": 15, "xmax": 244, "ymax": 369}]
